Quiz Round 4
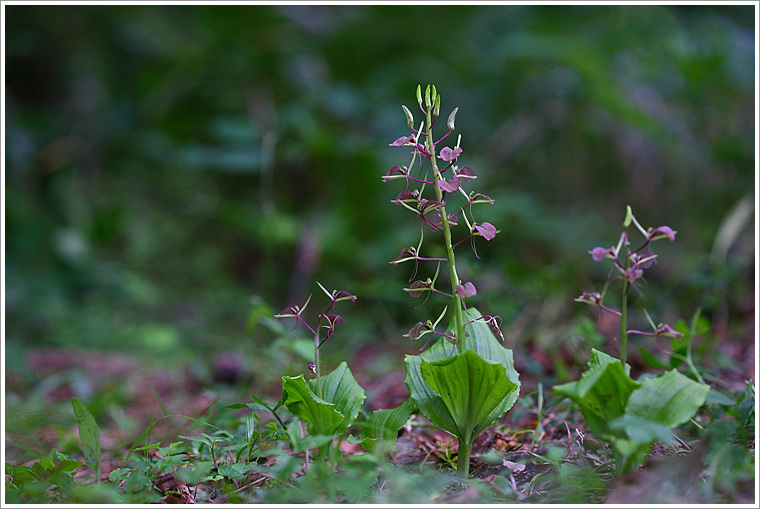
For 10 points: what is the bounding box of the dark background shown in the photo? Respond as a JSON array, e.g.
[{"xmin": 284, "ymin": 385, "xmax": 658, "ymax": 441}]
[{"xmin": 5, "ymin": 4, "xmax": 755, "ymax": 393}]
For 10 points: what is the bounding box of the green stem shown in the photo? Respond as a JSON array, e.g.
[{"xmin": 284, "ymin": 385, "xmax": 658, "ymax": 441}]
[
  {"xmin": 314, "ymin": 329, "xmax": 322, "ymax": 398},
  {"xmin": 620, "ymin": 242, "xmax": 630, "ymax": 364},
  {"xmin": 456, "ymin": 439, "xmax": 472, "ymax": 478},
  {"xmin": 425, "ymin": 106, "xmax": 465, "ymax": 352},
  {"xmin": 620, "ymin": 282, "xmax": 628, "ymax": 364}
]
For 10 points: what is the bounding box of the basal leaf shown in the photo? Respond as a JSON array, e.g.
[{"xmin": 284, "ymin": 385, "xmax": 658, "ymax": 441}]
[
  {"xmin": 421, "ymin": 349, "xmax": 518, "ymax": 443},
  {"xmin": 404, "ymin": 307, "xmax": 520, "ymax": 444},
  {"xmin": 282, "ymin": 375, "xmax": 344, "ymax": 436},
  {"xmin": 351, "ymin": 398, "xmax": 415, "ymax": 453},
  {"xmin": 283, "ymin": 362, "xmax": 366, "ymax": 437},
  {"xmin": 359, "ymin": 397, "xmax": 414, "ymax": 442},
  {"xmin": 308, "ymin": 361, "xmax": 366, "ymax": 434},
  {"xmin": 625, "ymin": 369, "xmax": 710, "ymax": 428},
  {"xmin": 552, "ymin": 349, "xmax": 640, "ymax": 439}
]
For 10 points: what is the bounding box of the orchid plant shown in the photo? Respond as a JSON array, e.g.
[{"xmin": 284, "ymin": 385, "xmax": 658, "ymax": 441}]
[
  {"xmin": 274, "ymin": 283, "xmax": 366, "ymax": 460},
  {"xmin": 385, "ymin": 85, "xmax": 520, "ymax": 477},
  {"xmin": 555, "ymin": 207, "xmax": 709, "ymax": 474}
]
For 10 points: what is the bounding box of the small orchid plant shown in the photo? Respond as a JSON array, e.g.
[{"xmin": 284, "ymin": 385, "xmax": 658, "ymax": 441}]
[
  {"xmin": 575, "ymin": 205, "xmax": 680, "ymax": 363},
  {"xmin": 274, "ymin": 283, "xmax": 366, "ymax": 461},
  {"xmin": 556, "ymin": 207, "xmax": 709, "ymax": 474},
  {"xmin": 385, "ymin": 85, "xmax": 520, "ymax": 477}
]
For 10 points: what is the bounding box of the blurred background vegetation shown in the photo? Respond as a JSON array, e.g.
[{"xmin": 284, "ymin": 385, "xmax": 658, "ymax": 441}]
[{"xmin": 5, "ymin": 4, "xmax": 755, "ymax": 395}]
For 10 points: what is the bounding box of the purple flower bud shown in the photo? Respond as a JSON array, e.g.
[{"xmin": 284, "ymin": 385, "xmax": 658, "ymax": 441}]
[
  {"xmin": 455, "ymin": 282, "xmax": 477, "ymax": 299},
  {"xmin": 308, "ymin": 362, "xmax": 317, "ymax": 374},
  {"xmin": 438, "ymin": 176, "xmax": 461, "ymax": 193},
  {"xmin": 391, "ymin": 135, "xmax": 415, "ymax": 146},
  {"xmin": 474, "ymin": 222, "xmax": 498, "ymax": 241},
  {"xmin": 439, "ymin": 146, "xmax": 462, "ymax": 161},
  {"xmin": 650, "ymin": 226, "xmax": 676, "ymax": 242}
]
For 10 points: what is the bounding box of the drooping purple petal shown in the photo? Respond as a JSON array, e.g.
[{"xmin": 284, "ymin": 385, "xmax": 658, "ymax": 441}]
[
  {"xmin": 455, "ymin": 282, "xmax": 477, "ymax": 299},
  {"xmin": 590, "ymin": 247, "xmax": 614, "ymax": 262},
  {"xmin": 650, "ymin": 226, "xmax": 676, "ymax": 242},
  {"xmin": 391, "ymin": 247, "xmax": 416, "ymax": 265},
  {"xmin": 385, "ymin": 165, "xmax": 407, "ymax": 177},
  {"xmin": 393, "ymin": 189, "xmax": 416, "ymax": 206},
  {"xmin": 474, "ymin": 222, "xmax": 498, "ymax": 240},
  {"xmin": 409, "ymin": 280, "xmax": 428, "ymax": 298},
  {"xmin": 439, "ymin": 146, "xmax": 462, "ymax": 161},
  {"xmin": 469, "ymin": 192, "xmax": 493, "ymax": 205},
  {"xmin": 333, "ymin": 290, "xmax": 357, "ymax": 304},
  {"xmin": 438, "ymin": 176, "xmax": 461, "ymax": 193},
  {"xmin": 408, "ymin": 321, "xmax": 427, "ymax": 341},
  {"xmin": 391, "ymin": 135, "xmax": 414, "ymax": 146},
  {"xmin": 456, "ymin": 166, "xmax": 475, "ymax": 178}
]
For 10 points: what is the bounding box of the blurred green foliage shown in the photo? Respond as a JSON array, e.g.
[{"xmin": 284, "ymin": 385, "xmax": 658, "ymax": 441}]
[{"xmin": 5, "ymin": 5, "xmax": 755, "ymax": 383}]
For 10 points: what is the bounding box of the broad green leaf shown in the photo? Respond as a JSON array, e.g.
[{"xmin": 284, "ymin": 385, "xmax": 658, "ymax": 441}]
[
  {"xmin": 625, "ymin": 369, "xmax": 710, "ymax": 428},
  {"xmin": 282, "ymin": 375, "xmax": 344, "ymax": 436},
  {"xmin": 350, "ymin": 398, "xmax": 415, "ymax": 452},
  {"xmin": 609, "ymin": 415, "xmax": 675, "ymax": 446},
  {"xmin": 71, "ymin": 398, "xmax": 101, "ymax": 483},
  {"xmin": 404, "ymin": 307, "xmax": 520, "ymax": 443},
  {"xmin": 307, "ymin": 361, "xmax": 366, "ymax": 434},
  {"xmin": 405, "ymin": 353, "xmax": 459, "ymax": 435},
  {"xmin": 421, "ymin": 349, "xmax": 518, "ymax": 444},
  {"xmin": 552, "ymin": 349, "xmax": 640, "ymax": 439},
  {"xmin": 359, "ymin": 398, "xmax": 415, "ymax": 441}
]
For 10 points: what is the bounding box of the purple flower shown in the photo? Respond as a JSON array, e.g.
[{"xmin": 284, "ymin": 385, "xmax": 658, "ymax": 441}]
[
  {"xmin": 590, "ymin": 247, "xmax": 615, "ymax": 262},
  {"xmin": 473, "ymin": 222, "xmax": 498, "ymax": 241},
  {"xmin": 392, "ymin": 189, "xmax": 417, "ymax": 207},
  {"xmin": 438, "ymin": 176, "xmax": 461, "ymax": 193},
  {"xmin": 318, "ymin": 313, "xmax": 344, "ymax": 346},
  {"xmin": 431, "ymin": 210, "xmax": 459, "ymax": 229},
  {"xmin": 439, "ymin": 146, "xmax": 462, "ymax": 161},
  {"xmin": 574, "ymin": 291, "xmax": 602, "ymax": 305},
  {"xmin": 455, "ymin": 282, "xmax": 477, "ymax": 299},
  {"xmin": 456, "ymin": 166, "xmax": 476, "ymax": 179},
  {"xmin": 391, "ymin": 135, "xmax": 415, "ymax": 146},
  {"xmin": 624, "ymin": 266, "xmax": 644, "ymax": 282},
  {"xmin": 630, "ymin": 252, "xmax": 657, "ymax": 270},
  {"xmin": 656, "ymin": 322, "xmax": 682, "ymax": 338},
  {"xmin": 408, "ymin": 321, "xmax": 430, "ymax": 341},
  {"xmin": 650, "ymin": 226, "xmax": 676, "ymax": 242},
  {"xmin": 409, "ymin": 280, "xmax": 429, "ymax": 299}
]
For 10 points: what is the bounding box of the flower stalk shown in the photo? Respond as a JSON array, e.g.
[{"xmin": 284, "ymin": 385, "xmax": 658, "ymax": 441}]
[
  {"xmin": 424, "ymin": 96, "xmax": 466, "ymax": 352},
  {"xmin": 577, "ymin": 206, "xmax": 679, "ymax": 363}
]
